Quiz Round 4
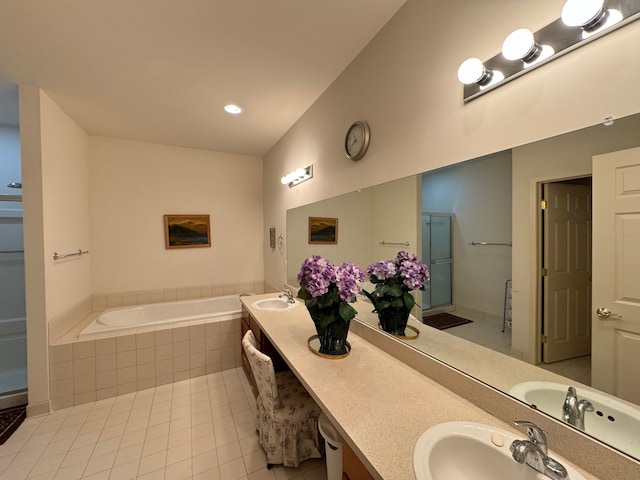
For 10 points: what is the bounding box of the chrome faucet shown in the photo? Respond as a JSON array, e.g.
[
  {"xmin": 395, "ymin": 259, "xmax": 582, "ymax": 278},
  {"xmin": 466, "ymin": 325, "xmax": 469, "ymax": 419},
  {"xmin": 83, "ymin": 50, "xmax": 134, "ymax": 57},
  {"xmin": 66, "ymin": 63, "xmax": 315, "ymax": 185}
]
[
  {"xmin": 510, "ymin": 421, "xmax": 568, "ymax": 480},
  {"xmin": 562, "ymin": 386, "xmax": 594, "ymax": 431},
  {"xmin": 278, "ymin": 288, "xmax": 295, "ymax": 304}
]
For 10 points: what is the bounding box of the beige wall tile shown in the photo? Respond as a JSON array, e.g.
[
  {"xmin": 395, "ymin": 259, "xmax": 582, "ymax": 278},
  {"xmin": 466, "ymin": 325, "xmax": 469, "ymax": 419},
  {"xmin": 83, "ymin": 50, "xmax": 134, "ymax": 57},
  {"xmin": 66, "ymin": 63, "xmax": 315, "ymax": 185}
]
[
  {"xmin": 122, "ymin": 294, "xmax": 137, "ymax": 306},
  {"xmin": 117, "ymin": 382, "xmax": 136, "ymax": 395},
  {"xmin": 173, "ymin": 370, "xmax": 190, "ymax": 382},
  {"xmin": 136, "ymin": 347, "xmax": 155, "ymax": 365},
  {"xmin": 206, "ymin": 364, "xmax": 221, "ymax": 375},
  {"xmin": 117, "ymin": 366, "xmax": 136, "ymax": 385},
  {"xmin": 156, "ymin": 374, "xmax": 173, "ymax": 387},
  {"xmin": 136, "ymin": 363, "xmax": 155, "ymax": 380},
  {"xmin": 50, "ymin": 361, "xmax": 73, "ymax": 381},
  {"xmin": 199, "ymin": 286, "xmax": 212, "ymax": 298},
  {"xmin": 106, "ymin": 295, "xmax": 123, "ymax": 308},
  {"xmin": 205, "ymin": 350, "xmax": 220, "ymax": 366},
  {"xmin": 52, "ymin": 396, "xmax": 74, "ymax": 410},
  {"xmin": 73, "ymin": 374, "xmax": 96, "ymax": 395},
  {"xmin": 137, "ymin": 378, "xmax": 155, "ymax": 391},
  {"xmin": 96, "ymin": 386, "xmax": 117, "ymax": 401},
  {"xmin": 92, "ymin": 295, "xmax": 107, "ymax": 312},
  {"xmin": 51, "ymin": 379, "xmax": 74, "ymax": 399},
  {"xmin": 172, "ymin": 327, "xmax": 189, "ymax": 343},
  {"xmin": 116, "ymin": 335, "xmax": 136, "ymax": 352},
  {"xmin": 176, "ymin": 287, "xmax": 190, "ymax": 300},
  {"xmin": 155, "ymin": 329, "xmax": 172, "ymax": 346},
  {"xmin": 190, "ymin": 366, "xmax": 206, "ymax": 378},
  {"xmin": 72, "ymin": 341, "xmax": 95, "ymax": 360},
  {"xmin": 95, "ymin": 338, "xmax": 116, "ymax": 356},
  {"xmin": 117, "ymin": 351, "xmax": 136, "ymax": 368},
  {"xmin": 136, "ymin": 332, "xmax": 155, "ymax": 350},
  {"xmin": 220, "ymin": 347, "xmax": 234, "ymax": 363},
  {"xmin": 205, "ymin": 322, "xmax": 220, "ymax": 337},
  {"xmin": 190, "ymin": 353, "xmax": 205, "ymax": 369},
  {"xmin": 96, "ymin": 371, "xmax": 116, "ymax": 390},
  {"xmin": 173, "ymin": 341, "xmax": 189, "ymax": 357},
  {"xmin": 96, "ymin": 354, "xmax": 116, "ymax": 373},
  {"xmin": 205, "ymin": 336, "xmax": 221, "ymax": 351},
  {"xmin": 210, "ymin": 285, "xmax": 223, "ymax": 297},
  {"xmin": 163, "ymin": 288, "xmax": 177, "ymax": 302},
  {"xmin": 155, "ymin": 359, "xmax": 173, "ymax": 377},
  {"xmin": 136, "ymin": 292, "xmax": 151, "ymax": 305},
  {"xmin": 155, "ymin": 344, "xmax": 173, "ymax": 361},
  {"xmin": 73, "ymin": 358, "xmax": 96, "ymax": 377},
  {"xmin": 189, "ymin": 324, "xmax": 205, "ymax": 340},
  {"xmin": 173, "ymin": 356, "xmax": 189, "ymax": 373},
  {"xmin": 189, "ymin": 338, "xmax": 205, "ymax": 354},
  {"xmin": 74, "ymin": 391, "xmax": 97, "ymax": 405},
  {"xmin": 50, "ymin": 344, "xmax": 73, "ymax": 364}
]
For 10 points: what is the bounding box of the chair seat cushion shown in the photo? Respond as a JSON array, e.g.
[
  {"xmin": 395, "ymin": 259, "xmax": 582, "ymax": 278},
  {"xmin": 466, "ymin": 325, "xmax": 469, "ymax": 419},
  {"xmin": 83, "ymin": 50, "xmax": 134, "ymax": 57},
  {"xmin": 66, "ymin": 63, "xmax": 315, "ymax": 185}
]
[{"xmin": 272, "ymin": 370, "xmax": 322, "ymax": 421}]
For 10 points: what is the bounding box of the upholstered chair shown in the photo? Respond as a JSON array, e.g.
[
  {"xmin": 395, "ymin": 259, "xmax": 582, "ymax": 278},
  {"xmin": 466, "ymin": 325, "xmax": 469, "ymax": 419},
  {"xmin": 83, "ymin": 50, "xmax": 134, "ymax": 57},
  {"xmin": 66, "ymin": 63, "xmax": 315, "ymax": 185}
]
[{"xmin": 241, "ymin": 330, "xmax": 322, "ymax": 468}]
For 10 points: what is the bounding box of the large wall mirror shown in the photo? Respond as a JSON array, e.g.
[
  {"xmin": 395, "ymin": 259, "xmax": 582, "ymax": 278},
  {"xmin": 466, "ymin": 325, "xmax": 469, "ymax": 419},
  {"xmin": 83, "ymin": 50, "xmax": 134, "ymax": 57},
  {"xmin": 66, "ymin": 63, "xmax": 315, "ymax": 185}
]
[{"xmin": 286, "ymin": 111, "xmax": 640, "ymax": 462}]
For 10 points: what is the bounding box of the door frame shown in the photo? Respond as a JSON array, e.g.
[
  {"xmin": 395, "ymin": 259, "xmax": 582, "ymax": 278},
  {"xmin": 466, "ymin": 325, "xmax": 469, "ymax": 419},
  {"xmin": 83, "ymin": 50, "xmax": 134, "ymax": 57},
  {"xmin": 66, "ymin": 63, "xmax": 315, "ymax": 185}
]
[{"xmin": 535, "ymin": 175, "xmax": 592, "ymax": 364}]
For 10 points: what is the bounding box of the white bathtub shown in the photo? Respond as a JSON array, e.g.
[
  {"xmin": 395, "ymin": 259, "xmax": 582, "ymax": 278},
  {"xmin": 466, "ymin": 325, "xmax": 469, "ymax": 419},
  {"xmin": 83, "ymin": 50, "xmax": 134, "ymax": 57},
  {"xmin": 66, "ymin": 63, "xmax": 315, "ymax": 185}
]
[{"xmin": 79, "ymin": 295, "xmax": 242, "ymax": 337}]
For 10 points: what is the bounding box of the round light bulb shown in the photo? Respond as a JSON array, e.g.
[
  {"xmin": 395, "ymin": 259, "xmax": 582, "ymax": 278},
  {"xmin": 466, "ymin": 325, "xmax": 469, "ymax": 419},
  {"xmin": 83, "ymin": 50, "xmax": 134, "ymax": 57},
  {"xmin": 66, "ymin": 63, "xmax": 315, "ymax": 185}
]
[
  {"xmin": 295, "ymin": 168, "xmax": 306, "ymax": 179},
  {"xmin": 281, "ymin": 176, "xmax": 290, "ymax": 185},
  {"xmin": 457, "ymin": 58, "xmax": 489, "ymax": 85},
  {"xmin": 562, "ymin": 0, "xmax": 605, "ymax": 28},
  {"xmin": 502, "ymin": 28, "xmax": 538, "ymax": 61},
  {"xmin": 224, "ymin": 104, "xmax": 243, "ymax": 114}
]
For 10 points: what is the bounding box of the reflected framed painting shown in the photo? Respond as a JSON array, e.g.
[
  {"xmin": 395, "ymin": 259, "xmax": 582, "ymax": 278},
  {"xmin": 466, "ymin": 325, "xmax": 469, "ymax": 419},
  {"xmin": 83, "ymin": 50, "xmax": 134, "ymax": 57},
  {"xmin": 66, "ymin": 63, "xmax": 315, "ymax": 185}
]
[
  {"xmin": 308, "ymin": 217, "xmax": 338, "ymax": 244},
  {"xmin": 164, "ymin": 214, "xmax": 211, "ymax": 249}
]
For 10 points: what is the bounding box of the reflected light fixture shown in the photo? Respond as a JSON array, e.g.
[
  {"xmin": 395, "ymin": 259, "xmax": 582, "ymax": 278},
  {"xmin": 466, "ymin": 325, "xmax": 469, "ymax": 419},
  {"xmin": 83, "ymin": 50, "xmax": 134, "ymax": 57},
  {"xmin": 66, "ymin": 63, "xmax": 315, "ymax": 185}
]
[
  {"xmin": 224, "ymin": 104, "xmax": 243, "ymax": 114},
  {"xmin": 502, "ymin": 28, "xmax": 540, "ymax": 61},
  {"xmin": 281, "ymin": 165, "xmax": 313, "ymax": 188}
]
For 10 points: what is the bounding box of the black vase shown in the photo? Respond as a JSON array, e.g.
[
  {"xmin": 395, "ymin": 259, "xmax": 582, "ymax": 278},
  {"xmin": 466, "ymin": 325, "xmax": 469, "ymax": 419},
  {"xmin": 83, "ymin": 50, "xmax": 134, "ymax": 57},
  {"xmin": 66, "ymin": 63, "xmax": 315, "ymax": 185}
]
[
  {"xmin": 307, "ymin": 304, "xmax": 350, "ymax": 355},
  {"xmin": 378, "ymin": 306, "xmax": 411, "ymax": 335}
]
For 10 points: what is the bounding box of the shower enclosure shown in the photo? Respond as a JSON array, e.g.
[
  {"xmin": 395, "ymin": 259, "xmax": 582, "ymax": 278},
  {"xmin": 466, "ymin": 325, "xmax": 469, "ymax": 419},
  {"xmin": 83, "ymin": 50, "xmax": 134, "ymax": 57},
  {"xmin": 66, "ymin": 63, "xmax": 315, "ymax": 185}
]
[
  {"xmin": 0, "ymin": 83, "xmax": 27, "ymax": 410},
  {"xmin": 421, "ymin": 213, "xmax": 453, "ymax": 311}
]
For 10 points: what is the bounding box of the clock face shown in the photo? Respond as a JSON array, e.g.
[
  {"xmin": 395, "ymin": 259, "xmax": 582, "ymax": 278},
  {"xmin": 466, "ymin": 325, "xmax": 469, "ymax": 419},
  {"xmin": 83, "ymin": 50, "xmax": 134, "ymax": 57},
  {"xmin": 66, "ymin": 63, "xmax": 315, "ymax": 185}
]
[{"xmin": 345, "ymin": 121, "xmax": 370, "ymax": 160}]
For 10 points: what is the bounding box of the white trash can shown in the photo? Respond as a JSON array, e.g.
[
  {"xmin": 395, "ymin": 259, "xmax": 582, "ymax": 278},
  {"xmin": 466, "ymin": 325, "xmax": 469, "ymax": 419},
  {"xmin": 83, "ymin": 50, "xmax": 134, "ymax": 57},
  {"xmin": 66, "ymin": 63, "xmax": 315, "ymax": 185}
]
[{"xmin": 318, "ymin": 412, "xmax": 342, "ymax": 480}]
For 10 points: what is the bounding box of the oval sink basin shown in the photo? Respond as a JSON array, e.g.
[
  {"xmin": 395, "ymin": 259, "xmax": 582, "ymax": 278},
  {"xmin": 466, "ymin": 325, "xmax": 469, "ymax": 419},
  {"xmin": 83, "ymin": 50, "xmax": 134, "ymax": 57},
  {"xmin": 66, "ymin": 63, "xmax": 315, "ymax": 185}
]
[
  {"xmin": 413, "ymin": 421, "xmax": 586, "ymax": 480},
  {"xmin": 252, "ymin": 297, "xmax": 298, "ymax": 311},
  {"xmin": 509, "ymin": 381, "xmax": 640, "ymax": 458}
]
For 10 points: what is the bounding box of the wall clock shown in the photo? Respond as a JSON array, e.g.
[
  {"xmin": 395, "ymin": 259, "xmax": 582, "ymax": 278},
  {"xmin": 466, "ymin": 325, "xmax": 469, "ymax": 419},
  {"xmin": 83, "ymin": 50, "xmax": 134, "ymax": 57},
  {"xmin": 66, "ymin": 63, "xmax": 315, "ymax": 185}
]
[{"xmin": 344, "ymin": 120, "xmax": 370, "ymax": 161}]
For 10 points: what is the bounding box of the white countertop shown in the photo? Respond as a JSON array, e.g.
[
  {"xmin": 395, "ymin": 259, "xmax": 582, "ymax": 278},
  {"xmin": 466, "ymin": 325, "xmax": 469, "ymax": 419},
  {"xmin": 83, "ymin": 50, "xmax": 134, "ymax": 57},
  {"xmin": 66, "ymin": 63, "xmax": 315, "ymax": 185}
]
[{"xmin": 241, "ymin": 293, "xmax": 597, "ymax": 480}]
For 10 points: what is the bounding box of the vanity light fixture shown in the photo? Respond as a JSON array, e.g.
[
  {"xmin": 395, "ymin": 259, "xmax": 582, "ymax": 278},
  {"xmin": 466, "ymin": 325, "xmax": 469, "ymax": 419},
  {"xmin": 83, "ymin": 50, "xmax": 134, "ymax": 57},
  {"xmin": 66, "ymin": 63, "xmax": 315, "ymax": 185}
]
[
  {"xmin": 458, "ymin": 0, "xmax": 640, "ymax": 102},
  {"xmin": 501, "ymin": 29, "xmax": 540, "ymax": 61},
  {"xmin": 224, "ymin": 104, "xmax": 243, "ymax": 114},
  {"xmin": 281, "ymin": 165, "xmax": 313, "ymax": 188}
]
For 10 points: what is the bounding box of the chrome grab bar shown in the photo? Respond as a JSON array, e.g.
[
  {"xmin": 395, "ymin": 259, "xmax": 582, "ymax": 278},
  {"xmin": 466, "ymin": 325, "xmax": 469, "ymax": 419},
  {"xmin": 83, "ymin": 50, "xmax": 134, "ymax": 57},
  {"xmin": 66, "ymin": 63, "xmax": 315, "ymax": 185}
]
[
  {"xmin": 378, "ymin": 240, "xmax": 410, "ymax": 246},
  {"xmin": 470, "ymin": 241, "xmax": 512, "ymax": 246},
  {"xmin": 53, "ymin": 249, "xmax": 90, "ymax": 261}
]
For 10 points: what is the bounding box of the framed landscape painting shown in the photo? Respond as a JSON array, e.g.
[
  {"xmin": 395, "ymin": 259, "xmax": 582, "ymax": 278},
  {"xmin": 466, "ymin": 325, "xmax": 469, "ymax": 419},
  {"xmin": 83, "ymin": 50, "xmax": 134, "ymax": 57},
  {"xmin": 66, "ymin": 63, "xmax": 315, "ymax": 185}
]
[
  {"xmin": 164, "ymin": 214, "xmax": 211, "ymax": 249},
  {"xmin": 308, "ymin": 217, "xmax": 338, "ymax": 244}
]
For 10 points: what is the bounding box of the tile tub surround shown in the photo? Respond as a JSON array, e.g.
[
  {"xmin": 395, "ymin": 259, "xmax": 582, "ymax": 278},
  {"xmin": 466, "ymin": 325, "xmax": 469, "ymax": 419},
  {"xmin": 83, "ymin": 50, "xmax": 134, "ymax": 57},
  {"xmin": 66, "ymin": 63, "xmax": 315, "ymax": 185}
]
[
  {"xmin": 242, "ymin": 293, "xmax": 627, "ymax": 480},
  {"xmin": 48, "ymin": 281, "xmax": 266, "ymax": 344},
  {"xmin": 49, "ymin": 319, "xmax": 242, "ymax": 410}
]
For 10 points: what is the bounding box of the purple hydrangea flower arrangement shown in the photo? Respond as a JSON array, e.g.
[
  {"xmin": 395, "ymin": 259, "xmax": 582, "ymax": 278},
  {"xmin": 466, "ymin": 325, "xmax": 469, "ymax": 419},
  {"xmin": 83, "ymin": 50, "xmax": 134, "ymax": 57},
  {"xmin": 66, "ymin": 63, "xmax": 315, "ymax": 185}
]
[
  {"xmin": 364, "ymin": 251, "xmax": 429, "ymax": 334},
  {"xmin": 297, "ymin": 255, "xmax": 365, "ymax": 329}
]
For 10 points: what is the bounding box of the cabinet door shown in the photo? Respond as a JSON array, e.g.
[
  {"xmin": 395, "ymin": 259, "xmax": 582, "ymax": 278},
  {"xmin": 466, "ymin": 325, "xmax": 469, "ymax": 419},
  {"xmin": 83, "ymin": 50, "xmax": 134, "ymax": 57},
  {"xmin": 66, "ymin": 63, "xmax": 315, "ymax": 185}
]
[{"xmin": 342, "ymin": 442, "xmax": 374, "ymax": 480}]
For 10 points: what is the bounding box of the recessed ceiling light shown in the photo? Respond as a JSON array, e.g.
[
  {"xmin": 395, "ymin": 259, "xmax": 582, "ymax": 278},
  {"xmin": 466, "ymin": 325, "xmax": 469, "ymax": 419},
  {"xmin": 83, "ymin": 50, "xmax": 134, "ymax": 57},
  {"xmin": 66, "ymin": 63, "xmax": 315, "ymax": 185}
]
[{"xmin": 224, "ymin": 104, "xmax": 243, "ymax": 114}]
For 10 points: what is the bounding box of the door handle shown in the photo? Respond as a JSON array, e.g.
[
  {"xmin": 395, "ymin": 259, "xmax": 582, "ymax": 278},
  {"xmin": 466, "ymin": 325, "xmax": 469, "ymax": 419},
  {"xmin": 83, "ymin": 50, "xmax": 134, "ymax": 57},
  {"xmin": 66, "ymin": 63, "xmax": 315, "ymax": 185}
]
[
  {"xmin": 596, "ymin": 307, "xmax": 622, "ymax": 319},
  {"xmin": 431, "ymin": 259, "xmax": 453, "ymax": 265}
]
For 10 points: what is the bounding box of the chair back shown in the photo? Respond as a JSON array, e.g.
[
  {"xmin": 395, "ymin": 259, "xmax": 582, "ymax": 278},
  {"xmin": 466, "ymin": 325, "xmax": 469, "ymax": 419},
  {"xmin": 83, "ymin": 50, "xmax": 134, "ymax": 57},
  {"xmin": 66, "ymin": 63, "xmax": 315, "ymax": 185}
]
[{"xmin": 242, "ymin": 330, "xmax": 280, "ymax": 413}]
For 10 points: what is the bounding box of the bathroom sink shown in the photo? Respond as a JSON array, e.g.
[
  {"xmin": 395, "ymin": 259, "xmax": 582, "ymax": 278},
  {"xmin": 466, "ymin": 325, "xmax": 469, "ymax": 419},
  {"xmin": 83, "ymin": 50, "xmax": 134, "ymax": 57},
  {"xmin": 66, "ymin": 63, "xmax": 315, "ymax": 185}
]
[
  {"xmin": 413, "ymin": 421, "xmax": 586, "ymax": 480},
  {"xmin": 509, "ymin": 381, "xmax": 640, "ymax": 458},
  {"xmin": 252, "ymin": 297, "xmax": 298, "ymax": 311}
]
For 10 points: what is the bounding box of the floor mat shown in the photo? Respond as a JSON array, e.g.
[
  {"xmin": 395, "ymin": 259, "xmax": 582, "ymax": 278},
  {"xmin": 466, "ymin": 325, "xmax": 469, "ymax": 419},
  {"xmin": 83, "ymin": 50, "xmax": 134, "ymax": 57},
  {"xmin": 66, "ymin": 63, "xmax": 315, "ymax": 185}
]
[
  {"xmin": 423, "ymin": 313, "xmax": 473, "ymax": 330},
  {"xmin": 0, "ymin": 404, "xmax": 26, "ymax": 445}
]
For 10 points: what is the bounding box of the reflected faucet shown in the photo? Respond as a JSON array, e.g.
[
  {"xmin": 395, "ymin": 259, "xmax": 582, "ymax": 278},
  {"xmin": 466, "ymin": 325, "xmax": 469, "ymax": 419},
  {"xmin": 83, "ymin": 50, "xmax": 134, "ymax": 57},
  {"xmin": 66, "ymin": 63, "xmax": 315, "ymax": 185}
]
[
  {"xmin": 562, "ymin": 387, "xmax": 594, "ymax": 431},
  {"xmin": 278, "ymin": 288, "xmax": 295, "ymax": 304},
  {"xmin": 510, "ymin": 421, "xmax": 568, "ymax": 480}
]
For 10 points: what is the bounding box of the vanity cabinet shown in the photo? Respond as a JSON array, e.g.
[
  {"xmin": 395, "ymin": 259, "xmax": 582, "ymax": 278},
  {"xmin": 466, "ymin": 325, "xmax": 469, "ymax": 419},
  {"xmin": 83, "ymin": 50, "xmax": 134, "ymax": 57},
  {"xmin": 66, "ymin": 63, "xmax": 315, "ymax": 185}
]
[
  {"xmin": 241, "ymin": 305, "xmax": 288, "ymax": 389},
  {"xmin": 342, "ymin": 442, "xmax": 375, "ymax": 480}
]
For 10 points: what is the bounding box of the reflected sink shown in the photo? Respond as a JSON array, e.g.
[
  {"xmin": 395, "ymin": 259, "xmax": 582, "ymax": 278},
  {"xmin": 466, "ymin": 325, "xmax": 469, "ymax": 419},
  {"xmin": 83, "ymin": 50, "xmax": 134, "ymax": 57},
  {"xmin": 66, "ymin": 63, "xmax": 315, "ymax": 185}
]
[
  {"xmin": 509, "ymin": 381, "xmax": 640, "ymax": 458},
  {"xmin": 252, "ymin": 297, "xmax": 298, "ymax": 311},
  {"xmin": 413, "ymin": 421, "xmax": 586, "ymax": 480}
]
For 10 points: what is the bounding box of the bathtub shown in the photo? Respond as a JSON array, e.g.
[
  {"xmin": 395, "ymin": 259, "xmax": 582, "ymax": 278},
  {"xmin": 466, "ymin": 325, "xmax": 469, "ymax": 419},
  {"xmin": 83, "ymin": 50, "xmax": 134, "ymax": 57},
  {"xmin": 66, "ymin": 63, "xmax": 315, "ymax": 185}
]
[{"xmin": 79, "ymin": 295, "xmax": 242, "ymax": 337}]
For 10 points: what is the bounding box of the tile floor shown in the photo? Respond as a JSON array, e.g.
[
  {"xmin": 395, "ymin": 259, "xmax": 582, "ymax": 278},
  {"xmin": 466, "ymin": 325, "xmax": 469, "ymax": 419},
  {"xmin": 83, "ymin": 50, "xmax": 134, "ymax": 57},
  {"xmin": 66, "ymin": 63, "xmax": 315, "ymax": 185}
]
[{"xmin": 0, "ymin": 368, "xmax": 327, "ymax": 480}]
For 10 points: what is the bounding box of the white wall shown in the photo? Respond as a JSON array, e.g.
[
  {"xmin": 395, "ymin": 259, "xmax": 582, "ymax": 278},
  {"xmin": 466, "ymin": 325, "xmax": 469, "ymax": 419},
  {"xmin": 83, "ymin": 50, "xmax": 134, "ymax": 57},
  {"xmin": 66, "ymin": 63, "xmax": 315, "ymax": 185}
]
[
  {"xmin": 422, "ymin": 152, "xmax": 512, "ymax": 320},
  {"xmin": 262, "ymin": 0, "xmax": 640, "ymax": 290},
  {"xmin": 89, "ymin": 136, "xmax": 264, "ymax": 294},
  {"xmin": 40, "ymin": 93, "xmax": 91, "ymax": 320}
]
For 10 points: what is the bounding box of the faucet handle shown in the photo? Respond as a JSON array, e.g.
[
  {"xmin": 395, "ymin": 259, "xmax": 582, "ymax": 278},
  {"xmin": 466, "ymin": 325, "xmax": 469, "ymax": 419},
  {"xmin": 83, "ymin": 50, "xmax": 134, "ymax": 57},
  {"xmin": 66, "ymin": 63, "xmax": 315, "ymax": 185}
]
[{"xmin": 513, "ymin": 421, "xmax": 547, "ymax": 454}]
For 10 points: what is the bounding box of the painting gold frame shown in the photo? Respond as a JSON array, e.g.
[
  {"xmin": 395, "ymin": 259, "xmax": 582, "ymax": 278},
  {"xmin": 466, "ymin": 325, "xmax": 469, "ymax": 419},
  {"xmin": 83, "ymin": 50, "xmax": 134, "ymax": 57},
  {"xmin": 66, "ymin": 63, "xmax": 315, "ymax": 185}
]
[
  {"xmin": 164, "ymin": 214, "xmax": 211, "ymax": 249},
  {"xmin": 308, "ymin": 217, "xmax": 338, "ymax": 244}
]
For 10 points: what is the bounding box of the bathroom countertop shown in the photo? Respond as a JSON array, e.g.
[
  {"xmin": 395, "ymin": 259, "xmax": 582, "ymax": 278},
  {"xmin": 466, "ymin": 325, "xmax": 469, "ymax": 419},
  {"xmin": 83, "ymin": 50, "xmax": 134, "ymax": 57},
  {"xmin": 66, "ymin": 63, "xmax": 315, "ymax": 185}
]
[{"xmin": 241, "ymin": 293, "xmax": 598, "ymax": 480}]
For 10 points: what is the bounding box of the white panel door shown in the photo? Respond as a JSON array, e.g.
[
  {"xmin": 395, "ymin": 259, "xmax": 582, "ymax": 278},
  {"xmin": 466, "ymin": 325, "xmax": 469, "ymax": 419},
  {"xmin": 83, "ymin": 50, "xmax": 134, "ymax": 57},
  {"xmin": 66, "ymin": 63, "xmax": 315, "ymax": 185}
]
[
  {"xmin": 543, "ymin": 182, "xmax": 592, "ymax": 363},
  {"xmin": 592, "ymin": 146, "xmax": 640, "ymax": 404}
]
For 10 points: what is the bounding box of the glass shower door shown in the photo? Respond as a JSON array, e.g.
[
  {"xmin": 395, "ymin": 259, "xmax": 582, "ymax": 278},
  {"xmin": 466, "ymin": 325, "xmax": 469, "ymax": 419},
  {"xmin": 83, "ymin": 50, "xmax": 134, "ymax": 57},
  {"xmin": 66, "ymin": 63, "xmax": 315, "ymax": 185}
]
[{"xmin": 422, "ymin": 213, "xmax": 453, "ymax": 311}]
